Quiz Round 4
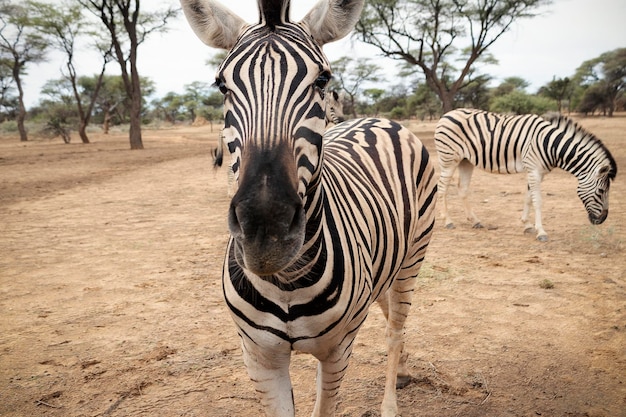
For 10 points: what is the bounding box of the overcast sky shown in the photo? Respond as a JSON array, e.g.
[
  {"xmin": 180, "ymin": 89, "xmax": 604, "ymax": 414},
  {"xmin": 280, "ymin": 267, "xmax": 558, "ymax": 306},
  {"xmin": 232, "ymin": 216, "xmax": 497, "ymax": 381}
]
[{"xmin": 22, "ymin": 0, "xmax": 626, "ymax": 107}]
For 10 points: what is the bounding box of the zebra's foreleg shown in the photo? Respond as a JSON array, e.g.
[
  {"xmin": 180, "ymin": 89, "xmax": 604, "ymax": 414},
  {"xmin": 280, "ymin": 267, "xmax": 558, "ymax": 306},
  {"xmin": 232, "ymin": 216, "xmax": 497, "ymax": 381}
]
[
  {"xmin": 380, "ymin": 275, "xmax": 417, "ymax": 417},
  {"xmin": 241, "ymin": 337, "xmax": 295, "ymax": 417},
  {"xmin": 437, "ymin": 164, "xmax": 457, "ymax": 229},
  {"xmin": 524, "ymin": 172, "xmax": 548, "ymax": 241},
  {"xmin": 311, "ymin": 344, "xmax": 354, "ymax": 417},
  {"xmin": 457, "ymin": 160, "xmax": 483, "ymax": 228},
  {"xmin": 521, "ymin": 186, "xmax": 535, "ymax": 234}
]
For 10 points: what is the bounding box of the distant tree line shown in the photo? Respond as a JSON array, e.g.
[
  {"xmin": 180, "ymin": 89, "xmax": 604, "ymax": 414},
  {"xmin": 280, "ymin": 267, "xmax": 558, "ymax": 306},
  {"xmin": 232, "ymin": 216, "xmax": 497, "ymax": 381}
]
[
  {"xmin": 329, "ymin": 49, "xmax": 626, "ymax": 121},
  {"xmin": 0, "ymin": 0, "xmax": 624, "ymax": 146},
  {"xmin": 0, "ymin": 0, "xmax": 177, "ymax": 147}
]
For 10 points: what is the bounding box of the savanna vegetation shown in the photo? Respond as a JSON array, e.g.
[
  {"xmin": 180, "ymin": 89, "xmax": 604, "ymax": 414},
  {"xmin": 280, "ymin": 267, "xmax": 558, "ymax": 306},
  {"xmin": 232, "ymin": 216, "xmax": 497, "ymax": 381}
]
[{"xmin": 0, "ymin": 0, "xmax": 624, "ymax": 147}]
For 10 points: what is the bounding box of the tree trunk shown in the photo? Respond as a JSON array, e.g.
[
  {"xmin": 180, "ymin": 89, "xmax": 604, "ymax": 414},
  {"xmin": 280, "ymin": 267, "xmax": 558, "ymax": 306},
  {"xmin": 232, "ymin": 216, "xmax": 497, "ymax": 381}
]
[
  {"xmin": 440, "ymin": 91, "xmax": 455, "ymax": 114},
  {"xmin": 128, "ymin": 64, "xmax": 143, "ymax": 150},
  {"xmin": 78, "ymin": 121, "xmax": 90, "ymax": 143},
  {"xmin": 424, "ymin": 71, "xmax": 455, "ymax": 114},
  {"xmin": 128, "ymin": 98, "xmax": 143, "ymax": 149},
  {"xmin": 127, "ymin": 19, "xmax": 143, "ymax": 150},
  {"xmin": 13, "ymin": 68, "xmax": 28, "ymax": 142}
]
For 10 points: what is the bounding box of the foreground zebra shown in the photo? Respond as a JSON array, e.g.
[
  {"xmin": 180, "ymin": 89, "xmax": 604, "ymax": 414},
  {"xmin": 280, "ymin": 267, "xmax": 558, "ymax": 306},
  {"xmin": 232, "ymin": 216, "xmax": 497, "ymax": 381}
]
[
  {"xmin": 181, "ymin": 1, "xmax": 437, "ymax": 416},
  {"xmin": 435, "ymin": 108, "xmax": 617, "ymax": 241}
]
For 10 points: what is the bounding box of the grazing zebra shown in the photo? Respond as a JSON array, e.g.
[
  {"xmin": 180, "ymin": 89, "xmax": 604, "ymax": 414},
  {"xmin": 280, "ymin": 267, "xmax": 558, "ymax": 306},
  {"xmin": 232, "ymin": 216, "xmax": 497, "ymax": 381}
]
[
  {"xmin": 434, "ymin": 108, "xmax": 617, "ymax": 241},
  {"xmin": 181, "ymin": 1, "xmax": 438, "ymax": 416}
]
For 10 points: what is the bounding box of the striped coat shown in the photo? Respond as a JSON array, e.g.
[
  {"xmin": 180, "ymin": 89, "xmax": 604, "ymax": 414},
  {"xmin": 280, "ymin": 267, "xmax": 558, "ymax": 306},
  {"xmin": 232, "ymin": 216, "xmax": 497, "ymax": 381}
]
[
  {"xmin": 181, "ymin": 1, "xmax": 437, "ymax": 416},
  {"xmin": 434, "ymin": 108, "xmax": 617, "ymax": 241}
]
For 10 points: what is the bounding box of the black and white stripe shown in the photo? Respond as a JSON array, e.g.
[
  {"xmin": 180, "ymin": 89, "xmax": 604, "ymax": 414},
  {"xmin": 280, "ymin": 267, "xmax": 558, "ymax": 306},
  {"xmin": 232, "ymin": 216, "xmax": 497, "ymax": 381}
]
[
  {"xmin": 182, "ymin": 1, "xmax": 437, "ymax": 416},
  {"xmin": 434, "ymin": 108, "xmax": 617, "ymax": 241},
  {"xmin": 213, "ymin": 91, "xmax": 346, "ymax": 197}
]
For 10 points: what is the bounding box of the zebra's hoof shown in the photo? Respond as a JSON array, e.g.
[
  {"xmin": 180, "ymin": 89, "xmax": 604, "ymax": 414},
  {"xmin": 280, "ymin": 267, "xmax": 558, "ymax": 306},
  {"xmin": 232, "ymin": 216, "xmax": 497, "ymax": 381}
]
[
  {"xmin": 524, "ymin": 227, "xmax": 535, "ymax": 235},
  {"xmin": 396, "ymin": 375, "xmax": 412, "ymax": 389},
  {"xmin": 445, "ymin": 223, "xmax": 456, "ymax": 229},
  {"xmin": 536, "ymin": 235, "xmax": 549, "ymax": 242},
  {"xmin": 472, "ymin": 222, "xmax": 484, "ymax": 229}
]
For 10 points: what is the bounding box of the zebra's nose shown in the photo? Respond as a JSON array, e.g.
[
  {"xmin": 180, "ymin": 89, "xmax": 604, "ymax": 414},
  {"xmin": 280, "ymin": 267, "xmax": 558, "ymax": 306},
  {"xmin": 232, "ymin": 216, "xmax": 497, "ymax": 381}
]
[
  {"xmin": 228, "ymin": 199, "xmax": 304, "ymax": 240},
  {"xmin": 227, "ymin": 198, "xmax": 305, "ymax": 275},
  {"xmin": 589, "ymin": 209, "xmax": 608, "ymax": 225}
]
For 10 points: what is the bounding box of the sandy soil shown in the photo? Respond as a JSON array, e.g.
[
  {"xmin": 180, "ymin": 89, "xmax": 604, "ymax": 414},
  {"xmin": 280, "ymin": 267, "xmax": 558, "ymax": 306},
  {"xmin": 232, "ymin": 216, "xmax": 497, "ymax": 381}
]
[{"xmin": 1, "ymin": 116, "xmax": 624, "ymax": 417}]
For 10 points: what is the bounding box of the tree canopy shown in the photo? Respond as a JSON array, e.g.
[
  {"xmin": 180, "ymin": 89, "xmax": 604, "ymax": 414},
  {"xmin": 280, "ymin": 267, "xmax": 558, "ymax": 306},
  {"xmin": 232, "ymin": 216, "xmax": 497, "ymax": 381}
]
[
  {"xmin": 572, "ymin": 48, "xmax": 626, "ymax": 116},
  {"xmin": 0, "ymin": 0, "xmax": 51, "ymax": 140},
  {"xmin": 355, "ymin": 0, "xmax": 551, "ymax": 112},
  {"xmin": 77, "ymin": 0, "xmax": 178, "ymax": 149}
]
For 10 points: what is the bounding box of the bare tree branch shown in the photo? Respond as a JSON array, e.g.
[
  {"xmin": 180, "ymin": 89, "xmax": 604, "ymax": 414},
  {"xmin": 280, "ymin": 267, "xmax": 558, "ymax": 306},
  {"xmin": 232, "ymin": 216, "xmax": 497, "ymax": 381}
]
[{"xmin": 355, "ymin": 0, "xmax": 551, "ymax": 112}]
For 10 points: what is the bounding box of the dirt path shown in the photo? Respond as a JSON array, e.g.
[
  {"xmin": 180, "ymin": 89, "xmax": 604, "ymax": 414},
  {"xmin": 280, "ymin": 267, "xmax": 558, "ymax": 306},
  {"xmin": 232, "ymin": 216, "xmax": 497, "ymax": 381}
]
[{"xmin": 1, "ymin": 119, "xmax": 624, "ymax": 417}]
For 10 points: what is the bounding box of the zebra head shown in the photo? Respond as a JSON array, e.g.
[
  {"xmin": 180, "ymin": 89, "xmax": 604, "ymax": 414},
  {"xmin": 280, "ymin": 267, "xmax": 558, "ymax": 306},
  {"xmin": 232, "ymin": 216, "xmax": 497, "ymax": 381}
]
[
  {"xmin": 547, "ymin": 115, "xmax": 619, "ymax": 226},
  {"xmin": 577, "ymin": 156, "xmax": 617, "ymax": 225},
  {"xmin": 181, "ymin": 0, "xmax": 364, "ymax": 276}
]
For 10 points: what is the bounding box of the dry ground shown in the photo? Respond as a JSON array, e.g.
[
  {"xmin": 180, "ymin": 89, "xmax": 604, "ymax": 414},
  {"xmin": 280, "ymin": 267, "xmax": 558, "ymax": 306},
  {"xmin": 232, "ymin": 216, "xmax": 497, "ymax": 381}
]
[{"xmin": 1, "ymin": 116, "xmax": 625, "ymax": 417}]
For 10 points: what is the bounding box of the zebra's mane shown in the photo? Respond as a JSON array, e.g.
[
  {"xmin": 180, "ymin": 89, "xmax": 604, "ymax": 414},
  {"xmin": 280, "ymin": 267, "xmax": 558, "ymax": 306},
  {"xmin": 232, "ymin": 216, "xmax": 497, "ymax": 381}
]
[
  {"xmin": 259, "ymin": 0, "xmax": 290, "ymax": 29},
  {"xmin": 543, "ymin": 113, "xmax": 618, "ymax": 179}
]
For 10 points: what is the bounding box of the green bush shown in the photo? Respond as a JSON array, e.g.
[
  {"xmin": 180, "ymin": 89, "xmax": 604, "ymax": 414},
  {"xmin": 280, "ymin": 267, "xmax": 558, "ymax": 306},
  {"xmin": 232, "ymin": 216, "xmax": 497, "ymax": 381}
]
[
  {"xmin": 490, "ymin": 91, "xmax": 557, "ymax": 115},
  {"xmin": 0, "ymin": 120, "xmax": 19, "ymax": 134}
]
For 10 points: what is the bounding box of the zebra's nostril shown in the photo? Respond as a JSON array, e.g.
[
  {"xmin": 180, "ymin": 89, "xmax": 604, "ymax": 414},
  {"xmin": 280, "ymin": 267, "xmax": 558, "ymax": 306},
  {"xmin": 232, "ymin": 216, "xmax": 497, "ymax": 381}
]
[
  {"xmin": 289, "ymin": 205, "xmax": 304, "ymax": 234},
  {"xmin": 590, "ymin": 209, "xmax": 608, "ymax": 225},
  {"xmin": 228, "ymin": 203, "xmax": 242, "ymax": 236}
]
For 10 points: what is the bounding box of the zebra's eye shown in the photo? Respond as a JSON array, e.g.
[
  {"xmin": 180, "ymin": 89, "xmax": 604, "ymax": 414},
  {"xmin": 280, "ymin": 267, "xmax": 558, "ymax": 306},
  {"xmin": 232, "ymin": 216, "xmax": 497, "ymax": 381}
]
[
  {"xmin": 214, "ymin": 78, "xmax": 228, "ymax": 95},
  {"xmin": 314, "ymin": 71, "xmax": 331, "ymax": 90}
]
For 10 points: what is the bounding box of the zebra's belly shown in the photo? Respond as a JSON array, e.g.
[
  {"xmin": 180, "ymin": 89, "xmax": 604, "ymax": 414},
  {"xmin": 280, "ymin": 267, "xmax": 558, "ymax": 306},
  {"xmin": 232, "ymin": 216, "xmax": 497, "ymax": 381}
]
[
  {"xmin": 289, "ymin": 305, "xmax": 371, "ymax": 357},
  {"xmin": 474, "ymin": 158, "xmax": 525, "ymax": 174}
]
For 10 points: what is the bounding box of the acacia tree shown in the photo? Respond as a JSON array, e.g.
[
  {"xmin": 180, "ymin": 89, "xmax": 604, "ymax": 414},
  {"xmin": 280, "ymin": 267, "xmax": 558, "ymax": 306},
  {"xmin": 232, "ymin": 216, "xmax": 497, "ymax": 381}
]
[
  {"xmin": 0, "ymin": 0, "xmax": 50, "ymax": 141},
  {"xmin": 331, "ymin": 56, "xmax": 383, "ymax": 118},
  {"xmin": 573, "ymin": 48, "xmax": 626, "ymax": 116},
  {"xmin": 355, "ymin": 0, "xmax": 550, "ymax": 112},
  {"xmin": 539, "ymin": 76, "xmax": 572, "ymax": 113},
  {"xmin": 39, "ymin": 77, "xmax": 75, "ymax": 143},
  {"xmin": 79, "ymin": 74, "xmax": 126, "ymax": 133},
  {"xmin": 77, "ymin": 0, "xmax": 178, "ymax": 149},
  {"xmin": 31, "ymin": 0, "xmax": 113, "ymax": 144},
  {"xmin": 0, "ymin": 56, "xmax": 17, "ymax": 121}
]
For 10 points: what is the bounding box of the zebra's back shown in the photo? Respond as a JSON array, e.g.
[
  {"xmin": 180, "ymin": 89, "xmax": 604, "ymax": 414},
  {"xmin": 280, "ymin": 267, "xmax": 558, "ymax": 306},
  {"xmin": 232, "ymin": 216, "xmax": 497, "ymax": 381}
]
[{"xmin": 434, "ymin": 108, "xmax": 547, "ymax": 174}]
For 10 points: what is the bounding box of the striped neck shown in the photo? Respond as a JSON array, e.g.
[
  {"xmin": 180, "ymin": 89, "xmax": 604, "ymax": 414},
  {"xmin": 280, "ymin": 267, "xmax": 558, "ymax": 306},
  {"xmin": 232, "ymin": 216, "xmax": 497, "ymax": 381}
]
[{"xmin": 547, "ymin": 117, "xmax": 616, "ymax": 179}]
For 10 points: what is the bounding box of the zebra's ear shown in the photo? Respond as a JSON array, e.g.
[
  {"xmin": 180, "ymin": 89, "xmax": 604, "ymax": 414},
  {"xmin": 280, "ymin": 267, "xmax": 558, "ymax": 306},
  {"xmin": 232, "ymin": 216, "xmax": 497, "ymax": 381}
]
[
  {"xmin": 180, "ymin": 0, "xmax": 247, "ymax": 50},
  {"xmin": 301, "ymin": 0, "xmax": 365, "ymax": 46}
]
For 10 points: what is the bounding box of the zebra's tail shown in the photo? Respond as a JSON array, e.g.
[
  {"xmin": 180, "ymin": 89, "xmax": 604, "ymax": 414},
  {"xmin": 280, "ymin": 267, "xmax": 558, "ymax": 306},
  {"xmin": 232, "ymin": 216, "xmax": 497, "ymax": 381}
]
[{"xmin": 213, "ymin": 132, "xmax": 225, "ymax": 168}]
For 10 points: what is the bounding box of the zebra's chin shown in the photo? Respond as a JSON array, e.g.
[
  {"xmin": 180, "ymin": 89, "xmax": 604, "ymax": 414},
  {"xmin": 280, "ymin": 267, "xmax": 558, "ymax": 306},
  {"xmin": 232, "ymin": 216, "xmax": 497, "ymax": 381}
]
[{"xmin": 230, "ymin": 223, "xmax": 305, "ymax": 277}]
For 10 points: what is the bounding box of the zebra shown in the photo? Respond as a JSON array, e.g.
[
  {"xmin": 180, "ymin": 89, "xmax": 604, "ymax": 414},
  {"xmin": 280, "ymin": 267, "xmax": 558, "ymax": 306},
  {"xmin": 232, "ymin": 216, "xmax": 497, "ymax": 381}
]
[
  {"xmin": 181, "ymin": 1, "xmax": 438, "ymax": 416},
  {"xmin": 325, "ymin": 90, "xmax": 345, "ymax": 126},
  {"xmin": 434, "ymin": 108, "xmax": 617, "ymax": 241},
  {"xmin": 213, "ymin": 90, "xmax": 346, "ymax": 197}
]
